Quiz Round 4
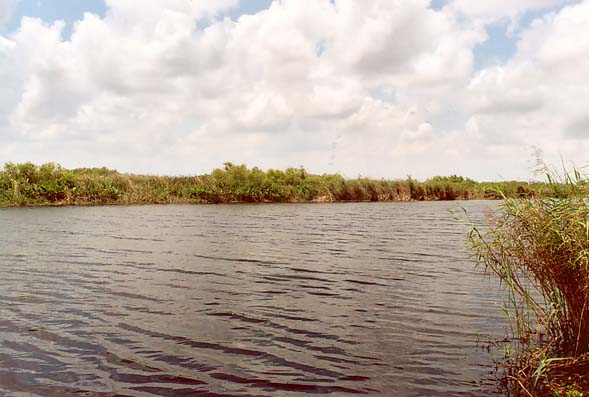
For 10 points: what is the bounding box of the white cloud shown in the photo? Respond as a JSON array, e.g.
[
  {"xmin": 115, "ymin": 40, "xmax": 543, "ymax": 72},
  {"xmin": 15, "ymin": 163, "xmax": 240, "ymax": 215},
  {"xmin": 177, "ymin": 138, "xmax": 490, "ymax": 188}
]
[
  {"xmin": 104, "ymin": 0, "xmax": 239, "ymax": 27},
  {"xmin": 0, "ymin": 0, "xmax": 587, "ymax": 180},
  {"xmin": 466, "ymin": 1, "xmax": 589, "ymax": 169},
  {"xmin": 0, "ymin": 0, "xmax": 488, "ymax": 178},
  {"xmin": 445, "ymin": 0, "xmax": 577, "ymax": 23}
]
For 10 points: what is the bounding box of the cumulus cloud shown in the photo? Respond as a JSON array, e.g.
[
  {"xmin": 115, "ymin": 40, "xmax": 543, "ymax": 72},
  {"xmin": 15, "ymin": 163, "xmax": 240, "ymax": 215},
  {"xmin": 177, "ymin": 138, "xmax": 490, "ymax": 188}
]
[
  {"xmin": 104, "ymin": 0, "xmax": 239, "ymax": 24},
  {"xmin": 0, "ymin": 0, "xmax": 587, "ymax": 180},
  {"xmin": 445, "ymin": 0, "xmax": 577, "ymax": 24},
  {"xmin": 466, "ymin": 1, "xmax": 589, "ymax": 169},
  {"xmin": 0, "ymin": 0, "xmax": 488, "ymax": 178}
]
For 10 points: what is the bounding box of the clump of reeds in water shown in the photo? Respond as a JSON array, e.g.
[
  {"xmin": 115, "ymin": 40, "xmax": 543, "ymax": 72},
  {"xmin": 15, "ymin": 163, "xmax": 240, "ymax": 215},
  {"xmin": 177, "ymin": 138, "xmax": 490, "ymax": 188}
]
[{"xmin": 469, "ymin": 165, "xmax": 589, "ymax": 396}]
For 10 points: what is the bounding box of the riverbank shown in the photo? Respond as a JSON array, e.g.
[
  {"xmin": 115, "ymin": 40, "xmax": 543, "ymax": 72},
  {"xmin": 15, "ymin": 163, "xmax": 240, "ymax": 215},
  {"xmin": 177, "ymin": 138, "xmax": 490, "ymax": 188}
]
[{"xmin": 0, "ymin": 162, "xmax": 557, "ymax": 207}]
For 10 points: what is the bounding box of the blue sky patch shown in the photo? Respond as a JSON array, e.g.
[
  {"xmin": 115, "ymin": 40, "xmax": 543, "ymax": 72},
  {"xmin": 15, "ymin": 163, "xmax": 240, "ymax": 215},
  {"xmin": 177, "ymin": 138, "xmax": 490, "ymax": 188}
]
[
  {"xmin": 429, "ymin": 0, "xmax": 447, "ymax": 12},
  {"xmin": 473, "ymin": 20, "xmax": 517, "ymax": 70},
  {"xmin": 4, "ymin": 0, "xmax": 106, "ymax": 38},
  {"xmin": 225, "ymin": 0, "xmax": 272, "ymax": 21},
  {"xmin": 3, "ymin": 0, "xmax": 274, "ymax": 37}
]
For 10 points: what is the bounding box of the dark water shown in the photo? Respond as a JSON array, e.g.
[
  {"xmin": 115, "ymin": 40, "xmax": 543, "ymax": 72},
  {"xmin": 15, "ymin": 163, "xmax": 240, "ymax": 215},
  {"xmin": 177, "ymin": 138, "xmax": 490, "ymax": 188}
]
[{"xmin": 0, "ymin": 201, "xmax": 506, "ymax": 397}]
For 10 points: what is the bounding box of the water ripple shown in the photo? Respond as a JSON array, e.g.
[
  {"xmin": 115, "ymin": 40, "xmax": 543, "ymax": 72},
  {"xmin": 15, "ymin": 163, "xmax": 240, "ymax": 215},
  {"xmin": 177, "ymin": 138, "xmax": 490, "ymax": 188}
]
[{"xmin": 0, "ymin": 201, "xmax": 505, "ymax": 396}]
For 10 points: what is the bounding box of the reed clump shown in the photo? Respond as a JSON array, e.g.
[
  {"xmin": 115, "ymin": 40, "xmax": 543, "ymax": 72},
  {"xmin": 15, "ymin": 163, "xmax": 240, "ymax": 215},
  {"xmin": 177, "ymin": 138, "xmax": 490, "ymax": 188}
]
[
  {"xmin": 469, "ymin": 166, "xmax": 589, "ymax": 396},
  {"xmin": 0, "ymin": 161, "xmax": 557, "ymax": 207}
]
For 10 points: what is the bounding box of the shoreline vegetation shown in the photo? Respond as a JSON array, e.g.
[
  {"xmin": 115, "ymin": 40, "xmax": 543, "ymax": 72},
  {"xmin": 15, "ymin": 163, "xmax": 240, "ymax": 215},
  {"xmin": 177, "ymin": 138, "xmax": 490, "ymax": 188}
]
[
  {"xmin": 470, "ymin": 166, "xmax": 589, "ymax": 397},
  {"xmin": 0, "ymin": 161, "xmax": 569, "ymax": 207}
]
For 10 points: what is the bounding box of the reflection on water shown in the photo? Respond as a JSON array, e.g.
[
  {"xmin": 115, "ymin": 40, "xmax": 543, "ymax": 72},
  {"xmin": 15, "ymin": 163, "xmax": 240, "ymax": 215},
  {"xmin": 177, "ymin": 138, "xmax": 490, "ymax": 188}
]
[{"xmin": 0, "ymin": 201, "xmax": 505, "ymax": 396}]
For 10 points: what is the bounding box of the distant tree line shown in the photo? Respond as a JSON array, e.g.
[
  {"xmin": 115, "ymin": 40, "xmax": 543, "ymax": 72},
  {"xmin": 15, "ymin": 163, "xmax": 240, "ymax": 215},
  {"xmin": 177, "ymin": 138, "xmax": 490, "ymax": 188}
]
[{"xmin": 0, "ymin": 161, "xmax": 560, "ymax": 207}]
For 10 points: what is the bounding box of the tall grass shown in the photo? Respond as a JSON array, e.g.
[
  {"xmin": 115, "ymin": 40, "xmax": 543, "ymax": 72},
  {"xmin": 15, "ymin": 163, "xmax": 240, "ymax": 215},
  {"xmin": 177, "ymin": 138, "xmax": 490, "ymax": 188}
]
[
  {"xmin": 469, "ymin": 166, "xmax": 589, "ymax": 396},
  {"xmin": 0, "ymin": 161, "xmax": 558, "ymax": 207}
]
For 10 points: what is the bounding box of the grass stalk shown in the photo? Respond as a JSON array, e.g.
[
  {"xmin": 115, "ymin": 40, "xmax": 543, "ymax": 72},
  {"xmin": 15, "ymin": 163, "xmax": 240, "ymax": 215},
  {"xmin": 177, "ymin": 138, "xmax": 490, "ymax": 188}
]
[{"xmin": 469, "ymin": 164, "xmax": 589, "ymax": 396}]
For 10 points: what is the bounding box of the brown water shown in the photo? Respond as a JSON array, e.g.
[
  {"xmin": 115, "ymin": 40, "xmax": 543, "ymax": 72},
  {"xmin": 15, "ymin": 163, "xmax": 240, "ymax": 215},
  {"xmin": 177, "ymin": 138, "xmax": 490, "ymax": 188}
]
[{"xmin": 0, "ymin": 201, "xmax": 506, "ymax": 397}]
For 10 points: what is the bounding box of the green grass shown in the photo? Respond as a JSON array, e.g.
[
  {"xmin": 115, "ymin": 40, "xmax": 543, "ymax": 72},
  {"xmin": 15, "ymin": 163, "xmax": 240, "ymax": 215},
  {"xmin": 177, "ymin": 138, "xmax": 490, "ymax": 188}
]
[
  {"xmin": 469, "ymin": 164, "xmax": 589, "ymax": 396},
  {"xmin": 0, "ymin": 161, "xmax": 563, "ymax": 207}
]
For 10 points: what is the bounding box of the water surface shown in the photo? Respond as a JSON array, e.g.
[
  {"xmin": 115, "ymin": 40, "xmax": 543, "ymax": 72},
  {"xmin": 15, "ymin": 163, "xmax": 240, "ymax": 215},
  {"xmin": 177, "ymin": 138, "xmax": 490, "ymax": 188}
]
[{"xmin": 0, "ymin": 201, "xmax": 505, "ymax": 396}]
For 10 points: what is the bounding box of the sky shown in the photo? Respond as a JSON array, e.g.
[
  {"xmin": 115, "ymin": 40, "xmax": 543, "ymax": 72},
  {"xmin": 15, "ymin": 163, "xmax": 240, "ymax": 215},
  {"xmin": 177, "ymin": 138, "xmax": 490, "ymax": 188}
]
[{"xmin": 0, "ymin": 0, "xmax": 587, "ymax": 181}]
